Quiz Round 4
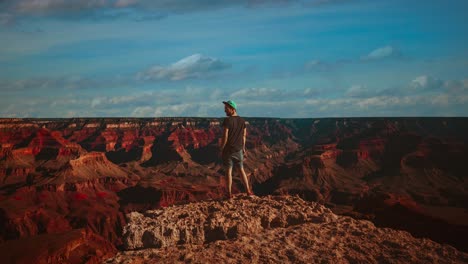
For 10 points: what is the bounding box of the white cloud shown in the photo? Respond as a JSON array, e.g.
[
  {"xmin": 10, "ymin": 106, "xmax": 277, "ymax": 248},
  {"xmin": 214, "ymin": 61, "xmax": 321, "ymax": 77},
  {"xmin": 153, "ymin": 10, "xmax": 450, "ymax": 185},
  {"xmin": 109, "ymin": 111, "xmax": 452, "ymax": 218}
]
[
  {"xmin": 3, "ymin": 91, "xmax": 468, "ymax": 118},
  {"xmin": 91, "ymin": 98, "xmax": 102, "ymax": 108},
  {"xmin": 356, "ymin": 96, "xmax": 412, "ymax": 109},
  {"xmin": 345, "ymin": 84, "xmax": 374, "ymax": 98},
  {"xmin": 86, "ymin": 86, "xmax": 227, "ymax": 115},
  {"xmin": 411, "ymin": 75, "xmax": 429, "ymax": 87},
  {"xmin": 231, "ymin": 87, "xmax": 280, "ymax": 98},
  {"xmin": 304, "ymin": 60, "xmax": 324, "ymax": 69},
  {"xmin": 230, "ymin": 87, "xmax": 319, "ymax": 101},
  {"xmin": 2, "ymin": 74, "xmax": 468, "ymax": 117},
  {"xmin": 137, "ymin": 54, "xmax": 230, "ymax": 81},
  {"xmin": 379, "ymin": 75, "xmax": 451, "ymax": 97},
  {"xmin": 90, "ymin": 92, "xmax": 160, "ymax": 109},
  {"xmin": 410, "ymin": 75, "xmax": 443, "ymax": 91},
  {"xmin": 153, "ymin": 102, "xmax": 219, "ymax": 117},
  {"xmin": 131, "ymin": 106, "xmax": 153, "ymax": 117},
  {"xmin": 430, "ymin": 94, "xmax": 449, "ymax": 106},
  {"xmin": 303, "ymin": 59, "xmax": 340, "ymax": 72},
  {"xmin": 303, "ymin": 88, "xmax": 316, "ymax": 96},
  {"xmin": 362, "ymin": 45, "xmax": 399, "ymax": 61}
]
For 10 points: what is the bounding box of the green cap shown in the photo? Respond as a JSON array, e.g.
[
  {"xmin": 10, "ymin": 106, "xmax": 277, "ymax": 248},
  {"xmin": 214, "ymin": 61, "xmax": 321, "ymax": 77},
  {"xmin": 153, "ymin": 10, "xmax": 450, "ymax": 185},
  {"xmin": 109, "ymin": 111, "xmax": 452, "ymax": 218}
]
[{"xmin": 223, "ymin": 100, "xmax": 237, "ymax": 110}]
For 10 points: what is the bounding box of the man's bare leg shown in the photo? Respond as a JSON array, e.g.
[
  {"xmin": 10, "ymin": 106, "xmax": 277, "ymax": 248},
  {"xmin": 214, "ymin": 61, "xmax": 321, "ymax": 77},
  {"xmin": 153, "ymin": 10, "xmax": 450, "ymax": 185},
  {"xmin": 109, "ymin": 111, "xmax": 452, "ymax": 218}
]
[
  {"xmin": 226, "ymin": 167, "xmax": 233, "ymax": 197},
  {"xmin": 239, "ymin": 167, "xmax": 252, "ymax": 194}
]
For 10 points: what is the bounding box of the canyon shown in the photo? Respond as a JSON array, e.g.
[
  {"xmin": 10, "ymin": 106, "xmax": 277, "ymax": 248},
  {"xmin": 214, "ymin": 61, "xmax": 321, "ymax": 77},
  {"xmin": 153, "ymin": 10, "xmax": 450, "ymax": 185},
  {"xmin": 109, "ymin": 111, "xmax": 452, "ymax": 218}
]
[{"xmin": 0, "ymin": 117, "xmax": 467, "ymax": 263}]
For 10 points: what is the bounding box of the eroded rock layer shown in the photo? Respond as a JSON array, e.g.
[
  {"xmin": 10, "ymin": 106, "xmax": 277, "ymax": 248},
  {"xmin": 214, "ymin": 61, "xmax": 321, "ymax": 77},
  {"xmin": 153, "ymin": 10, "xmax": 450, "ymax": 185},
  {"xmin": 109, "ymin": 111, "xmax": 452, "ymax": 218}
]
[{"xmin": 107, "ymin": 195, "xmax": 468, "ymax": 264}]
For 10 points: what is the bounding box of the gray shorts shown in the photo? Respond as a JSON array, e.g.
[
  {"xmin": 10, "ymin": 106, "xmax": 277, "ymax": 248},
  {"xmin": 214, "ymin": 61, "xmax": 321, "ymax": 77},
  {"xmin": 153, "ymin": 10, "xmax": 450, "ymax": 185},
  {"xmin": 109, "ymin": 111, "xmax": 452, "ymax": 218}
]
[{"xmin": 222, "ymin": 150, "xmax": 244, "ymax": 169}]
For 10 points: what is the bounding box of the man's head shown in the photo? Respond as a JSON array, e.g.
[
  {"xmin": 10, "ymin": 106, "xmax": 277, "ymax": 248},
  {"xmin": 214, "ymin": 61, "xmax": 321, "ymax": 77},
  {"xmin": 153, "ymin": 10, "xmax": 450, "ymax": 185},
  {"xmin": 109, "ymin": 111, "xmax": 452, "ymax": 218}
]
[{"xmin": 223, "ymin": 100, "xmax": 237, "ymax": 116}]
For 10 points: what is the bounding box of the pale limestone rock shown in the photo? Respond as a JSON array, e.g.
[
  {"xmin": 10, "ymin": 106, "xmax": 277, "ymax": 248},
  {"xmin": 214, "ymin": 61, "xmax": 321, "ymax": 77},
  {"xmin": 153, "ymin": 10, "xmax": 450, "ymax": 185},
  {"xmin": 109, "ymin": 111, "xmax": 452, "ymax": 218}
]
[{"xmin": 107, "ymin": 195, "xmax": 468, "ymax": 264}]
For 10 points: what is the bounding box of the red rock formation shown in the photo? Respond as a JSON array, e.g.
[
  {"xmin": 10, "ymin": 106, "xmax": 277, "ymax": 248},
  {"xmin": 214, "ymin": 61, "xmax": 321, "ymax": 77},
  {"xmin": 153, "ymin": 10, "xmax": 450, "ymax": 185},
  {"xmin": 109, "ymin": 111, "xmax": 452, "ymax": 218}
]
[
  {"xmin": 0, "ymin": 124, "xmax": 37, "ymax": 148},
  {"xmin": 0, "ymin": 179, "xmax": 129, "ymax": 245},
  {"xmin": 140, "ymin": 136, "xmax": 155, "ymax": 162},
  {"xmin": 101, "ymin": 130, "xmax": 119, "ymax": 152},
  {"xmin": 0, "ymin": 228, "xmax": 116, "ymax": 264},
  {"xmin": 54, "ymin": 152, "xmax": 132, "ymax": 183},
  {"xmin": 0, "ymin": 148, "xmax": 34, "ymax": 185}
]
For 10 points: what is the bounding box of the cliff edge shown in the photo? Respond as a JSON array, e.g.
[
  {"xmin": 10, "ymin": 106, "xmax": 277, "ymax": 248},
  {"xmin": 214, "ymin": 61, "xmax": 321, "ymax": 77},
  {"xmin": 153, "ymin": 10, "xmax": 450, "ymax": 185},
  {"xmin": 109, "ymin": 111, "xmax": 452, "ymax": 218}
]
[{"xmin": 106, "ymin": 195, "xmax": 468, "ymax": 263}]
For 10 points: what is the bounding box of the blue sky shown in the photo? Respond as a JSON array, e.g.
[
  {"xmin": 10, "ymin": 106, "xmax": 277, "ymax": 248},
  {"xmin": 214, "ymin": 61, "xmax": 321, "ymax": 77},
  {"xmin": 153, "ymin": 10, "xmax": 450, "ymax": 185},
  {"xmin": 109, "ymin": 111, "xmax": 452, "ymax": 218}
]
[{"xmin": 1, "ymin": 0, "xmax": 467, "ymax": 118}]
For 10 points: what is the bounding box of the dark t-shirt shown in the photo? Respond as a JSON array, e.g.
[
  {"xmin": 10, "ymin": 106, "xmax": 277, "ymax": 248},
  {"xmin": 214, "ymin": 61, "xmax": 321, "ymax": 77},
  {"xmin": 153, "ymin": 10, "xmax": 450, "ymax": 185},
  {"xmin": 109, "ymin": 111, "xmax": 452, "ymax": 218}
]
[{"xmin": 222, "ymin": 116, "xmax": 246, "ymax": 154}]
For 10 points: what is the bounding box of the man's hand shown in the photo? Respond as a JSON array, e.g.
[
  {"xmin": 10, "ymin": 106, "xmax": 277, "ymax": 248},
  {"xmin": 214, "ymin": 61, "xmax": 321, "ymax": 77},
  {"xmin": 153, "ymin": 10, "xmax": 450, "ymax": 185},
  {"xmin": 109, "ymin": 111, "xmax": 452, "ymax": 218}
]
[{"xmin": 219, "ymin": 147, "xmax": 224, "ymax": 158}]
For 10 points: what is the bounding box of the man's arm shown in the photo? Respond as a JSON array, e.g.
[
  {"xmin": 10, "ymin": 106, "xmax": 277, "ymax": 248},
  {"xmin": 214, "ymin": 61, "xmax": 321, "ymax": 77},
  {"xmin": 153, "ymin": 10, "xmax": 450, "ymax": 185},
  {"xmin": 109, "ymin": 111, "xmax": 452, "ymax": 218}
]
[
  {"xmin": 221, "ymin": 127, "xmax": 229, "ymax": 151},
  {"xmin": 242, "ymin": 127, "xmax": 247, "ymax": 156}
]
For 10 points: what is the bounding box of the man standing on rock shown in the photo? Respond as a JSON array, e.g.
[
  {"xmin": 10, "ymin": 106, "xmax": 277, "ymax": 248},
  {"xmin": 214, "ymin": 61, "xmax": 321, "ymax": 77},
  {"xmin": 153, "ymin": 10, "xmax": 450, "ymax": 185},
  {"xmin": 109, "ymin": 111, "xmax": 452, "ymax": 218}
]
[{"xmin": 220, "ymin": 100, "xmax": 253, "ymax": 198}]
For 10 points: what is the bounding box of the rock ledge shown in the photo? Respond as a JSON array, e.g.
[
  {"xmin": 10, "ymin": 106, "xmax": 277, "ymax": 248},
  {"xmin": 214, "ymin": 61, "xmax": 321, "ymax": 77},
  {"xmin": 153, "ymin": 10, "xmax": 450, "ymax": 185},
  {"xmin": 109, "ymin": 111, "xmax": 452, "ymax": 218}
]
[{"xmin": 108, "ymin": 195, "xmax": 468, "ymax": 263}]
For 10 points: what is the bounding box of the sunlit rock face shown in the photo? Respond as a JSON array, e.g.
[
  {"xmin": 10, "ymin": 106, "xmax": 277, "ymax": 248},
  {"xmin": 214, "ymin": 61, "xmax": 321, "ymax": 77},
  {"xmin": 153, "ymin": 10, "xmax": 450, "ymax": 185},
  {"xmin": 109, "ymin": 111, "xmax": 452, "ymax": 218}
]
[
  {"xmin": 0, "ymin": 117, "xmax": 467, "ymax": 262},
  {"xmin": 107, "ymin": 195, "xmax": 468, "ymax": 264}
]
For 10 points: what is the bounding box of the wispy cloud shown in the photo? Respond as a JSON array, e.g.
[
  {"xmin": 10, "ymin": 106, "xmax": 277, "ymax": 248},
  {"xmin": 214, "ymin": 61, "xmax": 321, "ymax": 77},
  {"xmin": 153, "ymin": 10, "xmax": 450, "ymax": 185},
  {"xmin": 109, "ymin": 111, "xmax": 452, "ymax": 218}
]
[
  {"xmin": 346, "ymin": 75, "xmax": 466, "ymax": 99},
  {"xmin": 137, "ymin": 54, "xmax": 230, "ymax": 81},
  {"xmin": 90, "ymin": 94, "xmax": 152, "ymax": 109},
  {"xmin": 230, "ymin": 79, "xmax": 467, "ymax": 117},
  {"xmin": 0, "ymin": 0, "xmax": 354, "ymax": 24},
  {"xmin": 15, "ymin": 0, "xmax": 109, "ymax": 13},
  {"xmin": 410, "ymin": 75, "xmax": 443, "ymax": 91},
  {"xmin": 92, "ymin": 86, "xmax": 320, "ymax": 117},
  {"xmin": 303, "ymin": 45, "xmax": 401, "ymax": 76},
  {"xmin": 0, "ymin": 75, "xmax": 130, "ymax": 92},
  {"xmin": 231, "ymin": 87, "xmax": 318, "ymax": 101},
  {"xmin": 153, "ymin": 102, "xmax": 219, "ymax": 117},
  {"xmin": 444, "ymin": 79, "xmax": 468, "ymax": 94},
  {"xmin": 361, "ymin": 45, "xmax": 400, "ymax": 61},
  {"xmin": 304, "ymin": 60, "xmax": 335, "ymax": 72},
  {"xmin": 88, "ymin": 86, "xmax": 227, "ymax": 112},
  {"xmin": 345, "ymin": 84, "xmax": 374, "ymax": 98},
  {"xmin": 131, "ymin": 106, "xmax": 153, "ymax": 116},
  {"xmin": 112, "ymin": 90, "xmax": 225, "ymax": 117},
  {"xmin": 8, "ymin": 0, "xmax": 343, "ymax": 14},
  {"xmin": 354, "ymin": 75, "xmax": 468, "ymax": 99},
  {"xmin": 306, "ymin": 94, "xmax": 468, "ymax": 117},
  {"xmin": 3, "ymin": 88, "xmax": 468, "ymax": 118}
]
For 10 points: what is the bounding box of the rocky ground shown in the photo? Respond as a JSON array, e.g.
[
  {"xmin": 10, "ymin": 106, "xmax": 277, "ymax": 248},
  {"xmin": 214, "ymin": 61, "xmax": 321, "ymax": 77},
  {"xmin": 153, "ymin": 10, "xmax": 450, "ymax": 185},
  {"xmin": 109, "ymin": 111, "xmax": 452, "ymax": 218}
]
[{"xmin": 105, "ymin": 195, "xmax": 468, "ymax": 264}]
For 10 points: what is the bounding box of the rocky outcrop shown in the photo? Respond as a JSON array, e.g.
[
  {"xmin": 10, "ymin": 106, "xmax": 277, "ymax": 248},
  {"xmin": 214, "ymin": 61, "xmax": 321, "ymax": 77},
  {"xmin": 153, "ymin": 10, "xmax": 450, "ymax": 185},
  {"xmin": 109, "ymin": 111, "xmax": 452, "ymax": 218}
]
[
  {"xmin": 121, "ymin": 195, "xmax": 336, "ymax": 250},
  {"xmin": 0, "ymin": 148, "xmax": 34, "ymax": 184},
  {"xmin": 139, "ymin": 136, "xmax": 155, "ymax": 162},
  {"xmin": 107, "ymin": 195, "xmax": 468, "ymax": 263},
  {"xmin": 54, "ymin": 152, "xmax": 132, "ymax": 183}
]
